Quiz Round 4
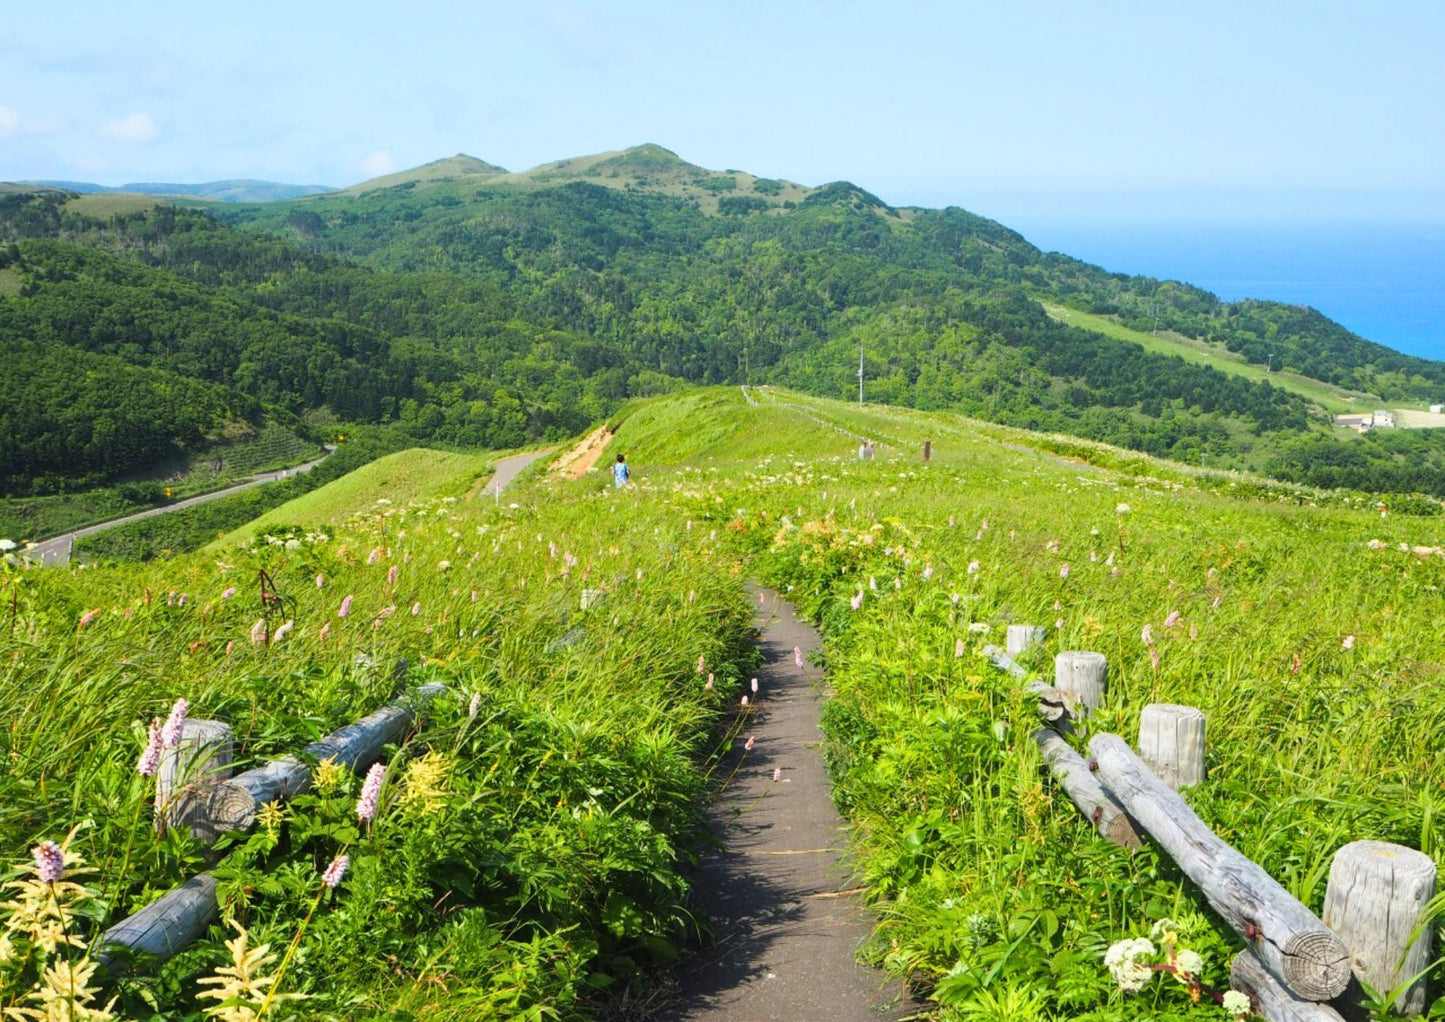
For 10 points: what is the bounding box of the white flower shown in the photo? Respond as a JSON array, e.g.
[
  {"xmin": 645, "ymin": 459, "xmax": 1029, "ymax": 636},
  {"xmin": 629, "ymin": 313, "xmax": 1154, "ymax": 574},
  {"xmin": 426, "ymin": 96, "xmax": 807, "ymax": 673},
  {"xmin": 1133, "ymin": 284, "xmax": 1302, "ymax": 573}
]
[
  {"xmin": 1116, "ymin": 503, "xmax": 1132, "ymax": 514},
  {"xmin": 1104, "ymin": 937, "xmax": 1155, "ymax": 992},
  {"xmin": 967, "ymin": 622, "xmax": 990, "ymax": 634},
  {"xmin": 1223, "ymin": 990, "xmax": 1251, "ymax": 1018},
  {"xmin": 1172, "ymin": 948, "xmax": 1203, "ymax": 982}
]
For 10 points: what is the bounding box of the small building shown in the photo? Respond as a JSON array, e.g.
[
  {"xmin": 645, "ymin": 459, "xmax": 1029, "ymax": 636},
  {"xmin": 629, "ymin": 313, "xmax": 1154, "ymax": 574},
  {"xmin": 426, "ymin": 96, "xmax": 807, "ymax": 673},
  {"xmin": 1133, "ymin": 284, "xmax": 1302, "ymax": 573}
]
[
  {"xmin": 1430, "ymin": 404, "xmax": 1443, "ymax": 414},
  {"xmin": 1372, "ymin": 410, "xmax": 1395, "ymax": 428},
  {"xmin": 1335, "ymin": 413, "xmax": 1373, "ymax": 433}
]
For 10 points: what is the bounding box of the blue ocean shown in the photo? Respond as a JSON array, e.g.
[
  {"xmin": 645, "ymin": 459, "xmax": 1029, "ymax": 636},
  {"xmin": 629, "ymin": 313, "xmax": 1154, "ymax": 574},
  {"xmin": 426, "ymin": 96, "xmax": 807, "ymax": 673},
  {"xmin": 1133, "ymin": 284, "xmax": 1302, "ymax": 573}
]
[{"xmin": 1009, "ymin": 222, "xmax": 1445, "ymax": 362}]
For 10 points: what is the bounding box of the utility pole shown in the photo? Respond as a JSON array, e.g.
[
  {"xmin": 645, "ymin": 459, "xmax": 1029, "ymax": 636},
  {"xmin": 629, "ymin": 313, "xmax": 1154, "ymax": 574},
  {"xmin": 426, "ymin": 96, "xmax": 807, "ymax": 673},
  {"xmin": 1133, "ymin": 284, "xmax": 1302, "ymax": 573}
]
[
  {"xmin": 858, "ymin": 345, "xmax": 864, "ymax": 406},
  {"xmin": 1266, "ymin": 353, "xmax": 1275, "ymax": 373}
]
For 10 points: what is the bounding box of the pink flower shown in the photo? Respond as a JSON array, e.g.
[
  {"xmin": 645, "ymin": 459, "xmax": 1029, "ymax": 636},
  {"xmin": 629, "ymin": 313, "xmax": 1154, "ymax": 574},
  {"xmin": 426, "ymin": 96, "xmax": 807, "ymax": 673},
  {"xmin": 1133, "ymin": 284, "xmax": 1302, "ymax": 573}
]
[
  {"xmin": 338, "ymin": 595, "xmax": 353, "ymax": 618},
  {"xmin": 1059, "ymin": 564, "xmax": 1070, "ymax": 579},
  {"xmin": 471, "ymin": 590, "xmax": 479, "ymax": 602},
  {"xmin": 1342, "ymin": 634, "xmax": 1355, "ymax": 650},
  {"xmin": 744, "ymin": 736, "xmax": 756, "ymax": 751},
  {"xmin": 367, "ymin": 548, "xmax": 381, "ymax": 565},
  {"xmin": 137, "ymin": 717, "xmax": 163, "ymax": 777},
  {"xmin": 221, "ymin": 587, "xmax": 237, "ymax": 601},
  {"xmin": 851, "ymin": 591, "xmax": 864, "ymax": 611},
  {"xmin": 321, "ymin": 854, "xmax": 349, "ymax": 889},
  {"xmin": 697, "ymin": 655, "xmax": 706, "ymax": 674},
  {"xmin": 954, "ymin": 638, "xmax": 965, "ymax": 658},
  {"xmin": 1149, "ymin": 646, "xmax": 1161, "ymax": 670},
  {"xmin": 1164, "ymin": 610, "xmax": 1181, "ymax": 629},
  {"xmin": 772, "ymin": 767, "xmax": 782, "ymax": 783},
  {"xmin": 161, "ymin": 698, "xmax": 190, "ymax": 749},
  {"xmin": 273, "ymin": 620, "xmax": 293, "ymax": 641},
  {"xmin": 316, "ymin": 573, "xmax": 325, "ymax": 588},
  {"xmin": 793, "ymin": 646, "xmax": 803, "ymax": 669},
  {"xmin": 967, "ymin": 560, "xmax": 980, "ymax": 575},
  {"xmin": 77, "ymin": 608, "xmax": 101, "ymax": 630},
  {"xmin": 388, "ymin": 565, "xmax": 399, "ymax": 586},
  {"xmin": 356, "ymin": 762, "xmax": 385, "ymax": 822},
  {"xmin": 250, "ymin": 618, "xmax": 267, "ymax": 646},
  {"xmin": 1055, "ymin": 617, "xmax": 1064, "ymax": 630},
  {"xmin": 411, "ymin": 602, "xmax": 421, "ymax": 616},
  {"xmin": 318, "ymin": 623, "xmax": 330, "ymax": 642},
  {"xmin": 704, "ymin": 675, "xmax": 714, "ymax": 691},
  {"xmin": 922, "ymin": 565, "xmax": 934, "ymax": 580},
  {"xmin": 225, "ymin": 640, "xmax": 235, "ymax": 657},
  {"xmin": 32, "ymin": 841, "xmax": 64, "ymax": 884},
  {"xmin": 1141, "ymin": 624, "xmax": 1154, "ymax": 645},
  {"xmin": 751, "ymin": 677, "xmax": 759, "ymax": 693},
  {"xmin": 741, "ymin": 695, "xmax": 749, "ymax": 707}
]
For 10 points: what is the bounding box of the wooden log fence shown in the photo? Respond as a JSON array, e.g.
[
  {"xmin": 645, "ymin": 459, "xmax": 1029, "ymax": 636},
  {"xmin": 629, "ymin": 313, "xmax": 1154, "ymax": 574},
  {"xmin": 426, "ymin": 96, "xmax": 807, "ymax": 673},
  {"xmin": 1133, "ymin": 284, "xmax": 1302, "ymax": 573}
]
[
  {"xmin": 99, "ymin": 681, "xmax": 444, "ymax": 971},
  {"xmin": 978, "ymin": 639, "xmax": 1430, "ymax": 1019}
]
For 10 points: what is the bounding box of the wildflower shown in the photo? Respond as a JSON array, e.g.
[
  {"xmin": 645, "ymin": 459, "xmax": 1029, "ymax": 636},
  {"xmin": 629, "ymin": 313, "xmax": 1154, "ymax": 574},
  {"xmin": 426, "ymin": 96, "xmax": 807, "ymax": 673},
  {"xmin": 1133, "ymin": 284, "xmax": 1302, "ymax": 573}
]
[
  {"xmin": 1104, "ymin": 936, "xmax": 1155, "ymax": 992},
  {"xmin": 137, "ymin": 717, "xmax": 163, "ymax": 777},
  {"xmin": 32, "ymin": 841, "xmax": 65, "ymax": 884},
  {"xmin": 399, "ymin": 751, "xmax": 450, "ymax": 814},
  {"xmin": 161, "ymin": 698, "xmax": 190, "ymax": 749},
  {"xmin": 772, "ymin": 767, "xmax": 782, "ymax": 782},
  {"xmin": 955, "ymin": 638, "xmax": 965, "ymax": 658},
  {"xmin": 1056, "ymin": 617, "xmax": 1064, "ymax": 630},
  {"xmin": 1105, "ymin": 551, "xmax": 1115, "ymax": 567},
  {"xmin": 894, "ymin": 577, "xmax": 902, "ymax": 590},
  {"xmin": 275, "ymin": 620, "xmax": 296, "ymax": 642},
  {"xmin": 356, "ymin": 762, "xmax": 385, "ymax": 822},
  {"xmin": 1116, "ymin": 503, "xmax": 1131, "ymax": 514},
  {"xmin": 367, "ymin": 548, "xmax": 381, "ymax": 565},
  {"xmin": 316, "ymin": 573, "xmax": 325, "ymax": 588},
  {"xmin": 1342, "ymin": 634, "xmax": 1355, "ymax": 650},
  {"xmin": 77, "ymin": 608, "xmax": 101, "ymax": 630},
  {"xmin": 318, "ymin": 623, "xmax": 330, "ymax": 642},
  {"xmin": 851, "ymin": 591, "xmax": 864, "ymax": 610},
  {"xmin": 1141, "ymin": 624, "xmax": 1153, "ymax": 645},
  {"xmin": 869, "ymin": 575, "xmax": 877, "ymax": 591},
  {"xmin": 12, "ymin": 956, "xmax": 118, "ymax": 1021},
  {"xmin": 1212, "ymin": 595, "xmax": 1223, "ymax": 609},
  {"xmin": 338, "ymin": 595, "xmax": 353, "ymax": 618},
  {"xmin": 741, "ymin": 695, "xmax": 749, "ymax": 707},
  {"xmin": 1172, "ymin": 948, "xmax": 1203, "ymax": 983},
  {"xmin": 744, "ymin": 736, "xmax": 755, "ymax": 751},
  {"xmin": 321, "ymin": 854, "xmax": 349, "ymax": 889},
  {"xmin": 751, "ymin": 677, "xmax": 759, "ymax": 693},
  {"xmin": 1223, "ymin": 990, "xmax": 1252, "ymax": 1019},
  {"xmin": 312, "ymin": 757, "xmax": 346, "ymax": 794},
  {"xmin": 967, "ymin": 560, "xmax": 980, "ymax": 575},
  {"xmin": 221, "ymin": 587, "xmax": 237, "ymax": 601},
  {"xmin": 1164, "ymin": 610, "xmax": 1181, "ymax": 629},
  {"xmin": 388, "ymin": 565, "xmax": 398, "ymax": 586},
  {"xmin": 967, "ymin": 622, "xmax": 990, "ymax": 634},
  {"xmin": 225, "ymin": 640, "xmax": 235, "ymax": 657},
  {"xmin": 1150, "ymin": 646, "xmax": 1161, "ymax": 670},
  {"xmin": 468, "ymin": 691, "xmax": 482, "ymax": 719},
  {"xmin": 250, "ymin": 618, "xmax": 267, "ymax": 646},
  {"xmin": 411, "ymin": 602, "xmax": 421, "ymax": 616},
  {"xmin": 1059, "ymin": 563, "xmax": 1070, "ymax": 579},
  {"xmin": 697, "ymin": 655, "xmax": 706, "ymax": 674},
  {"xmin": 471, "ymin": 590, "xmax": 479, "ymax": 602},
  {"xmin": 197, "ymin": 918, "xmax": 299, "ymax": 1018},
  {"xmin": 923, "ymin": 565, "xmax": 934, "ymax": 580},
  {"xmin": 256, "ymin": 801, "xmax": 288, "ymax": 841},
  {"xmin": 793, "ymin": 646, "xmax": 804, "ymax": 668}
]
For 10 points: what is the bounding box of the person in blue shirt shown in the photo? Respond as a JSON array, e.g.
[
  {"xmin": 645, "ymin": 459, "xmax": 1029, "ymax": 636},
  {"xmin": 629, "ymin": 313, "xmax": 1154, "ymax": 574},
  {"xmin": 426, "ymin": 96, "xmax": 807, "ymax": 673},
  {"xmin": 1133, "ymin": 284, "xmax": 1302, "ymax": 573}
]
[{"xmin": 613, "ymin": 453, "xmax": 630, "ymax": 487}]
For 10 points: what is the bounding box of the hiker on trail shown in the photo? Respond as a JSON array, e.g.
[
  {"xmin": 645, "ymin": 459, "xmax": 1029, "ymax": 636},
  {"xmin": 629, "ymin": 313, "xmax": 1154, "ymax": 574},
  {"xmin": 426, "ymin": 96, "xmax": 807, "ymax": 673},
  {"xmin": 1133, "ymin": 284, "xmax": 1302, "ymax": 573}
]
[
  {"xmin": 613, "ymin": 453, "xmax": 630, "ymax": 488},
  {"xmin": 858, "ymin": 440, "xmax": 874, "ymax": 461}
]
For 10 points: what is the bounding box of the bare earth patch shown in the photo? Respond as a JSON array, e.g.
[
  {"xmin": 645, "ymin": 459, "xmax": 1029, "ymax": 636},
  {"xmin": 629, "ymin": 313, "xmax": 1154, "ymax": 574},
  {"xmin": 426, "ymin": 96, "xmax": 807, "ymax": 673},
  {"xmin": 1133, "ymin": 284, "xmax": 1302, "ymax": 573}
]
[{"xmin": 551, "ymin": 426, "xmax": 613, "ymax": 479}]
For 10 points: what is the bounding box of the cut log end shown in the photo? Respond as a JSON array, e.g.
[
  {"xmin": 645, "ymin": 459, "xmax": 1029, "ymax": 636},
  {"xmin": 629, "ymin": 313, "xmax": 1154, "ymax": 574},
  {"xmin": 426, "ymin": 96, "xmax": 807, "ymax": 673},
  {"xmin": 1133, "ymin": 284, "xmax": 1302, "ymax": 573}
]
[
  {"xmin": 206, "ymin": 782, "xmax": 260, "ymax": 831},
  {"xmin": 1231, "ymin": 950, "xmax": 1347, "ymax": 1022},
  {"xmin": 1279, "ymin": 928, "xmax": 1353, "ymax": 1001}
]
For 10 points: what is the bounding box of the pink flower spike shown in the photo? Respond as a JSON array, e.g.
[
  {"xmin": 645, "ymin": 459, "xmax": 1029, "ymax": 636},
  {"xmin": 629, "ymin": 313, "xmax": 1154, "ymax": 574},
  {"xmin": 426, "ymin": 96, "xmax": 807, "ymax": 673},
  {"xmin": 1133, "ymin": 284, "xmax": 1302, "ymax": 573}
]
[
  {"xmin": 1149, "ymin": 646, "xmax": 1161, "ymax": 670},
  {"xmin": 250, "ymin": 618, "xmax": 267, "ymax": 646},
  {"xmin": 967, "ymin": 560, "xmax": 980, "ymax": 575},
  {"xmin": 411, "ymin": 602, "xmax": 421, "ymax": 616},
  {"xmin": 221, "ymin": 587, "xmax": 237, "ymax": 601},
  {"xmin": 704, "ymin": 675, "xmax": 714, "ymax": 691},
  {"xmin": 316, "ymin": 573, "xmax": 325, "ymax": 588},
  {"xmin": 32, "ymin": 841, "xmax": 64, "ymax": 884},
  {"xmin": 697, "ymin": 655, "xmax": 706, "ymax": 674},
  {"xmin": 1342, "ymin": 634, "xmax": 1355, "ymax": 650},
  {"xmin": 793, "ymin": 646, "xmax": 803, "ymax": 669},
  {"xmin": 318, "ymin": 623, "xmax": 330, "ymax": 642},
  {"xmin": 137, "ymin": 717, "xmax": 163, "ymax": 777},
  {"xmin": 1059, "ymin": 563, "xmax": 1070, "ymax": 579},
  {"xmin": 321, "ymin": 853, "xmax": 350, "ymax": 889},
  {"xmin": 388, "ymin": 565, "xmax": 399, "ymax": 586},
  {"xmin": 1164, "ymin": 610, "xmax": 1181, "ymax": 628},
  {"xmin": 772, "ymin": 767, "xmax": 782, "ymax": 783},
  {"xmin": 741, "ymin": 695, "xmax": 749, "ymax": 707},
  {"xmin": 77, "ymin": 608, "xmax": 100, "ymax": 630},
  {"xmin": 161, "ymin": 698, "xmax": 190, "ymax": 749},
  {"xmin": 1141, "ymin": 624, "xmax": 1154, "ymax": 646},
  {"xmin": 954, "ymin": 638, "xmax": 965, "ymax": 658},
  {"xmin": 356, "ymin": 762, "xmax": 385, "ymax": 822},
  {"xmin": 744, "ymin": 735, "xmax": 755, "ymax": 751},
  {"xmin": 850, "ymin": 591, "xmax": 864, "ymax": 611},
  {"xmin": 273, "ymin": 620, "xmax": 293, "ymax": 641},
  {"xmin": 751, "ymin": 677, "xmax": 759, "ymax": 693},
  {"xmin": 338, "ymin": 595, "xmax": 353, "ymax": 619}
]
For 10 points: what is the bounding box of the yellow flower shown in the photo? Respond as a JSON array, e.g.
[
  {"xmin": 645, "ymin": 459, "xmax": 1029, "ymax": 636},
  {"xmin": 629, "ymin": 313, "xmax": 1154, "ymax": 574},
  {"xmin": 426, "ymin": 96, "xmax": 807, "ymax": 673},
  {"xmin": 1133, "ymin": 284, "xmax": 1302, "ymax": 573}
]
[
  {"xmin": 196, "ymin": 918, "xmax": 301, "ymax": 1021},
  {"xmin": 6, "ymin": 955, "xmax": 118, "ymax": 1021},
  {"xmin": 255, "ymin": 801, "xmax": 289, "ymax": 841},
  {"xmin": 398, "ymin": 750, "xmax": 451, "ymax": 815},
  {"xmin": 312, "ymin": 757, "xmax": 346, "ymax": 795}
]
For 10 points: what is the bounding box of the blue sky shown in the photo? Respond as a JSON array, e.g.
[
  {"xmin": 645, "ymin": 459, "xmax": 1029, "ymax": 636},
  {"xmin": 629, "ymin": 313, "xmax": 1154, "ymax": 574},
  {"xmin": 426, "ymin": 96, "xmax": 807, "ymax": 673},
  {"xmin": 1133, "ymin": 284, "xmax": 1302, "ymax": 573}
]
[{"xmin": 2, "ymin": 0, "xmax": 1442, "ymax": 224}]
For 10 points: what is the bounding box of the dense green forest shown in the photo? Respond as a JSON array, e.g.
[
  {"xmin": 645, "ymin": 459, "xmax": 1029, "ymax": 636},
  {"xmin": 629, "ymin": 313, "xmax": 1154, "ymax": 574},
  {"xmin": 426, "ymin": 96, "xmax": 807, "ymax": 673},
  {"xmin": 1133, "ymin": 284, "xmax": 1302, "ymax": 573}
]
[{"xmin": 5, "ymin": 148, "xmax": 1445, "ymax": 518}]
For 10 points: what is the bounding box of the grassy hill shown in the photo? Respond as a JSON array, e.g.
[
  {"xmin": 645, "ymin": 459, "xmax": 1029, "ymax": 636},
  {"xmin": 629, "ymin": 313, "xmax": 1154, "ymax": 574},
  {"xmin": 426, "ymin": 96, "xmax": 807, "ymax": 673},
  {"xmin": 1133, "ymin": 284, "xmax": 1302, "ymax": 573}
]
[{"xmin": 10, "ymin": 386, "xmax": 1445, "ymax": 1019}]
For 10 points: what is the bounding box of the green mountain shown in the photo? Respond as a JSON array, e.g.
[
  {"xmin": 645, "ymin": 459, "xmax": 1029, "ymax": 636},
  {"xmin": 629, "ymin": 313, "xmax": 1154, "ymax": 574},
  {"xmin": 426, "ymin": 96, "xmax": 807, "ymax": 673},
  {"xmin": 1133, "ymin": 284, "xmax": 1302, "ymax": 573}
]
[
  {"xmin": 4, "ymin": 146, "xmax": 1445, "ymax": 516},
  {"xmin": 14, "ymin": 178, "xmax": 333, "ymax": 202}
]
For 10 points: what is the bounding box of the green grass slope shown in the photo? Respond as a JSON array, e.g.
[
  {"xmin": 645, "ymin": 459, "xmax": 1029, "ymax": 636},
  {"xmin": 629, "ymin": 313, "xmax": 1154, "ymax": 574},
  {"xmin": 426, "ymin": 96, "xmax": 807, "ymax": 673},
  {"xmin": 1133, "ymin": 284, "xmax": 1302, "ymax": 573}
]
[{"xmin": 211, "ymin": 447, "xmax": 495, "ymax": 547}]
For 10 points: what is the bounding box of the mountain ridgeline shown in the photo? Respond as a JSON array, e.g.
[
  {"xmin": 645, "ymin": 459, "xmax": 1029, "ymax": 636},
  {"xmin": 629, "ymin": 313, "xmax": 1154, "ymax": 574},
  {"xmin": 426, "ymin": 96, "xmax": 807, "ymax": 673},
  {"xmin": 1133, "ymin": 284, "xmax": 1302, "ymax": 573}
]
[{"xmin": 5, "ymin": 144, "xmax": 1445, "ymax": 503}]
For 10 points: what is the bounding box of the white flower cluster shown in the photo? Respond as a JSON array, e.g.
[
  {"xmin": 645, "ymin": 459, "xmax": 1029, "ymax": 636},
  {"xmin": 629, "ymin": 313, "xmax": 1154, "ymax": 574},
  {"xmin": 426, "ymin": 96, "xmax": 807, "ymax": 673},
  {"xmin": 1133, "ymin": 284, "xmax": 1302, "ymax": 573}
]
[{"xmin": 1104, "ymin": 937, "xmax": 1155, "ymax": 992}]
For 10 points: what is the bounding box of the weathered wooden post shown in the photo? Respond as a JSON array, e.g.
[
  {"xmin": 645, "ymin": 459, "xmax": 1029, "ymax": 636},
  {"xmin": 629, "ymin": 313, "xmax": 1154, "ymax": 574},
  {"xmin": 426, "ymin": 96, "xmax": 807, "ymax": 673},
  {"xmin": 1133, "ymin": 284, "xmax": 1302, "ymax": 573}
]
[
  {"xmin": 1032, "ymin": 729, "xmax": 1139, "ymax": 847},
  {"xmin": 1137, "ymin": 704, "xmax": 1206, "ymax": 789},
  {"xmin": 155, "ymin": 720, "xmax": 232, "ymax": 838},
  {"xmin": 99, "ymin": 874, "xmax": 219, "ymax": 973},
  {"xmin": 1055, "ymin": 651, "xmax": 1107, "ymax": 715},
  {"xmin": 922, "ymin": 439, "xmax": 932, "ymax": 462},
  {"xmin": 1231, "ymin": 951, "xmax": 1347, "ymax": 1022},
  {"xmin": 1006, "ymin": 624, "xmax": 1046, "ymax": 659},
  {"xmin": 1323, "ymin": 840, "xmax": 1435, "ymax": 1015},
  {"xmin": 1090, "ymin": 734, "xmax": 1351, "ymax": 1000}
]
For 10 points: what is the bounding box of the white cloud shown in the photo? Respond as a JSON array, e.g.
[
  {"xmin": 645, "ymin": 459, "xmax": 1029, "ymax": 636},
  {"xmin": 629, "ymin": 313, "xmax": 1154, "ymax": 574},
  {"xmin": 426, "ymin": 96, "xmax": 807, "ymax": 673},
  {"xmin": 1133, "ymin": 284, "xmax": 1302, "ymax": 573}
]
[
  {"xmin": 360, "ymin": 149, "xmax": 394, "ymax": 176},
  {"xmin": 101, "ymin": 112, "xmax": 158, "ymax": 144},
  {"xmin": 0, "ymin": 106, "xmax": 19, "ymax": 137}
]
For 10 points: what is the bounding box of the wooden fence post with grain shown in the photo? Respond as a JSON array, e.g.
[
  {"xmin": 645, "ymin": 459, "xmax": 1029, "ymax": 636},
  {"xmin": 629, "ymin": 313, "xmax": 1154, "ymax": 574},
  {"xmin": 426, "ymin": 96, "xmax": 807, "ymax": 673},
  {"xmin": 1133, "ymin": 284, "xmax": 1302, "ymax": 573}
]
[
  {"xmin": 1055, "ymin": 651, "xmax": 1107, "ymax": 715},
  {"xmin": 155, "ymin": 720, "xmax": 233, "ymax": 841},
  {"xmin": 1089, "ymin": 733, "xmax": 1351, "ymax": 1000},
  {"xmin": 1006, "ymin": 624, "xmax": 1046, "ymax": 659},
  {"xmin": 1032, "ymin": 728, "xmax": 1140, "ymax": 848},
  {"xmin": 1136, "ymin": 704, "xmax": 1206, "ymax": 789},
  {"xmin": 1230, "ymin": 951, "xmax": 1348, "ymax": 1022},
  {"xmin": 1323, "ymin": 840, "xmax": 1435, "ymax": 1015},
  {"xmin": 98, "ymin": 874, "xmax": 219, "ymax": 973}
]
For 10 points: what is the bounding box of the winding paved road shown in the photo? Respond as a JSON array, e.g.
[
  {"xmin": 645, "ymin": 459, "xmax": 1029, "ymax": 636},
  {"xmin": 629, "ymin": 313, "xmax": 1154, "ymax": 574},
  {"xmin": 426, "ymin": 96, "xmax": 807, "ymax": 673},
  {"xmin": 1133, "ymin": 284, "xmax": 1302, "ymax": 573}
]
[{"xmin": 24, "ymin": 452, "xmax": 332, "ymax": 567}]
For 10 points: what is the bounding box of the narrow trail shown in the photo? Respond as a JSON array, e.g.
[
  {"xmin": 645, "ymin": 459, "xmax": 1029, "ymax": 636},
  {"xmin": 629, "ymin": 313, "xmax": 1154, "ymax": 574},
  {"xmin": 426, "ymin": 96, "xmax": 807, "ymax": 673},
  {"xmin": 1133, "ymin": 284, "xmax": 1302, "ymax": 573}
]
[
  {"xmin": 471, "ymin": 447, "xmax": 555, "ymax": 500},
  {"xmin": 662, "ymin": 587, "xmax": 916, "ymax": 1022}
]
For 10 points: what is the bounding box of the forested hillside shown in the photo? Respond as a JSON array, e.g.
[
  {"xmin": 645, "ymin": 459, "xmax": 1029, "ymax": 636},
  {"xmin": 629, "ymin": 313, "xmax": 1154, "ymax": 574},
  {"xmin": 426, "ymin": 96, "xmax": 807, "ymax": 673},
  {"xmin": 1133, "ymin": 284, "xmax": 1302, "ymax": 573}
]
[{"xmin": 6, "ymin": 145, "xmax": 1445, "ymax": 513}]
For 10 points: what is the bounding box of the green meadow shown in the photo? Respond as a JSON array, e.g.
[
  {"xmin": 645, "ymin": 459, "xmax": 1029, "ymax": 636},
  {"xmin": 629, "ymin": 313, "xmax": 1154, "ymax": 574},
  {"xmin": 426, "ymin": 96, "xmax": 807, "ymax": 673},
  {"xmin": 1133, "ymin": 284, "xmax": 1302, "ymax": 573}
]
[{"xmin": 6, "ymin": 386, "xmax": 1445, "ymax": 1019}]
